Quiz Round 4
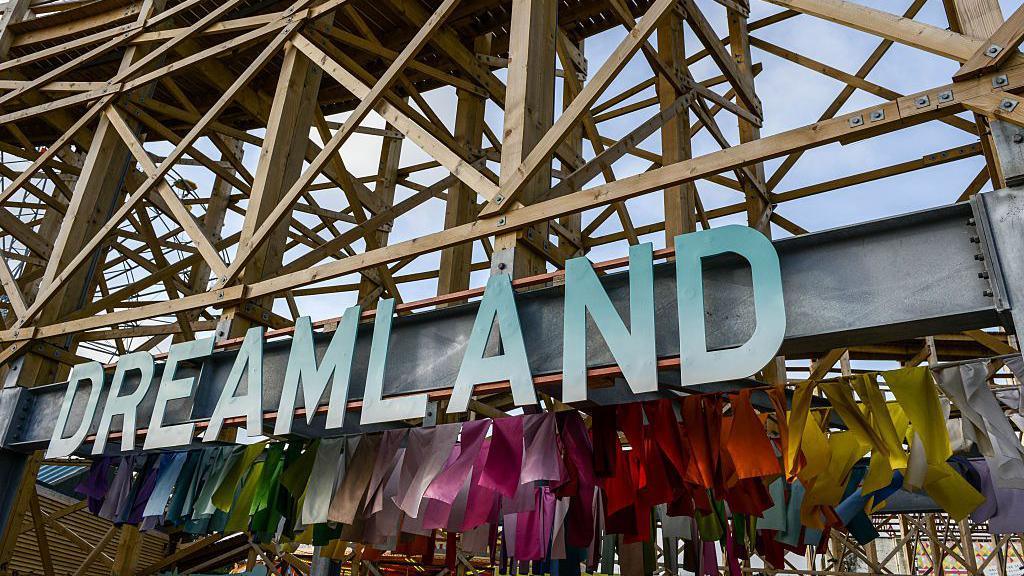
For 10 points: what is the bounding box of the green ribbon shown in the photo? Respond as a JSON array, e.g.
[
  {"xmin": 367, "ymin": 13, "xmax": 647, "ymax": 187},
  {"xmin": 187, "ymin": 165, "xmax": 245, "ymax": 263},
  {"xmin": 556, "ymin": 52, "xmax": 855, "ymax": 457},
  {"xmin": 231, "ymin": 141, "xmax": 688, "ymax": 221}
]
[{"xmin": 213, "ymin": 442, "xmax": 267, "ymax": 511}]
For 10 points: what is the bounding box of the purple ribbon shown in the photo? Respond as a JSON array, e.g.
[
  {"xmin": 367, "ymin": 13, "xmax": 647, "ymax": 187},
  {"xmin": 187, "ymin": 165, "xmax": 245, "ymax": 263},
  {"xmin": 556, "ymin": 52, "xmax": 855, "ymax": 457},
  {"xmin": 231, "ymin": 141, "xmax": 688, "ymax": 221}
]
[
  {"xmin": 479, "ymin": 416, "xmax": 524, "ymax": 497},
  {"xmin": 522, "ymin": 412, "xmax": 565, "ymax": 485}
]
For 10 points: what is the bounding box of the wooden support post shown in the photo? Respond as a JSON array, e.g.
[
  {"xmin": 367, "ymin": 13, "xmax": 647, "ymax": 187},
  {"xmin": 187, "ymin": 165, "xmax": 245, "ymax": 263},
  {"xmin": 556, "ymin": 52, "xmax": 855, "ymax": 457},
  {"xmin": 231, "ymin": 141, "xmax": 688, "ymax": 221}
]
[
  {"xmin": 438, "ymin": 35, "xmax": 490, "ymax": 300},
  {"xmin": 927, "ymin": 514, "xmax": 944, "ymax": 576},
  {"xmin": 217, "ymin": 39, "xmax": 326, "ymax": 339},
  {"xmin": 492, "ymin": 0, "xmax": 557, "ymax": 279},
  {"xmin": 558, "ymin": 36, "xmax": 585, "ymax": 260},
  {"xmin": 946, "ymin": 0, "xmax": 1008, "ymax": 188},
  {"xmin": 112, "ymin": 524, "xmax": 142, "ymax": 576},
  {"xmin": 727, "ymin": 5, "xmax": 787, "ymax": 386},
  {"xmin": 358, "ymin": 123, "xmax": 403, "ymax": 306},
  {"xmin": 658, "ymin": 7, "xmax": 697, "ymax": 239},
  {"xmin": 175, "ymin": 137, "xmax": 242, "ymax": 344},
  {"xmin": 899, "ymin": 515, "xmax": 914, "ymax": 574},
  {"xmin": 0, "ymin": 0, "xmax": 162, "ymax": 567}
]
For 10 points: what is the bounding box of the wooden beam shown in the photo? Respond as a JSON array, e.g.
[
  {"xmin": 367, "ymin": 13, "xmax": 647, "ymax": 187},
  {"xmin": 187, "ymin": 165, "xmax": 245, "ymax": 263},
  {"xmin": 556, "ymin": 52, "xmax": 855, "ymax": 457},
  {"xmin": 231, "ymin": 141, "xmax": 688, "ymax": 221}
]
[
  {"xmin": 437, "ymin": 34, "xmax": 490, "ymax": 300},
  {"xmin": 481, "ymin": 0, "xmax": 679, "ymax": 217},
  {"xmin": 762, "ymin": 0, "xmax": 983, "ymax": 61},
  {"xmin": 954, "ymin": 3, "xmax": 1024, "ymax": 81}
]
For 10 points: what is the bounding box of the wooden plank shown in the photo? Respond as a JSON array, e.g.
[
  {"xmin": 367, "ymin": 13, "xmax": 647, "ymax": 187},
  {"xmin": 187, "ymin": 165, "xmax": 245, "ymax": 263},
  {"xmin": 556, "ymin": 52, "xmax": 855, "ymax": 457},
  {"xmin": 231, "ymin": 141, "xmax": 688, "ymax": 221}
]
[
  {"xmin": 766, "ymin": 0, "xmax": 929, "ymax": 191},
  {"xmin": 6, "ymin": 485, "xmax": 50, "ymax": 576},
  {"xmin": 954, "ymin": 3, "xmax": 1024, "ymax": 80},
  {"xmin": 17, "ymin": 23, "xmax": 297, "ymax": 327},
  {"xmin": 221, "ymin": 0, "xmax": 480, "ymax": 285},
  {"xmin": 437, "ymin": 35, "xmax": 489, "ymax": 299},
  {"xmin": 480, "ymin": 0, "xmax": 679, "ymax": 217},
  {"xmin": 5, "ymin": 67, "xmax": 1019, "ymax": 340},
  {"xmin": 135, "ymin": 533, "xmax": 224, "ymax": 576},
  {"xmin": 71, "ymin": 526, "xmax": 117, "ymax": 576},
  {"xmin": 682, "ymin": 0, "xmax": 761, "ymax": 116},
  {"xmin": 762, "ymin": 0, "xmax": 983, "ymax": 61},
  {"xmin": 103, "ymin": 106, "xmax": 229, "ymax": 278}
]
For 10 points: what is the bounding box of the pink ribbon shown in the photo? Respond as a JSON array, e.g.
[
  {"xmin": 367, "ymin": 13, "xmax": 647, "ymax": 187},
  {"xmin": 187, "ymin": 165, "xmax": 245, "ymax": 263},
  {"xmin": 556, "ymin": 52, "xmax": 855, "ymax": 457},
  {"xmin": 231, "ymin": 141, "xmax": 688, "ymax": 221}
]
[
  {"xmin": 462, "ymin": 439, "xmax": 498, "ymax": 531},
  {"xmin": 424, "ymin": 419, "xmax": 489, "ymax": 504}
]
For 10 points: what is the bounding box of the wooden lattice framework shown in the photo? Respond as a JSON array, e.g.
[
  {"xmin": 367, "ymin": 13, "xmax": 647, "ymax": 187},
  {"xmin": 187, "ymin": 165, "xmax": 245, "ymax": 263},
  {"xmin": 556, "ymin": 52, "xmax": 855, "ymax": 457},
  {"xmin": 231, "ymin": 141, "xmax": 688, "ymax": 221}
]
[{"xmin": 1, "ymin": 0, "xmax": 1024, "ymax": 572}]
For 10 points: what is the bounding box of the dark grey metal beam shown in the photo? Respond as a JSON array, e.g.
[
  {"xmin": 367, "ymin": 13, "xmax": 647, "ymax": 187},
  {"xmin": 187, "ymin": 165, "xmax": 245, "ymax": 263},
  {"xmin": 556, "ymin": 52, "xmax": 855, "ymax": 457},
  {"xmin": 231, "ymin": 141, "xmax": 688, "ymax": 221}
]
[{"xmin": 1, "ymin": 188, "xmax": 1019, "ymax": 452}]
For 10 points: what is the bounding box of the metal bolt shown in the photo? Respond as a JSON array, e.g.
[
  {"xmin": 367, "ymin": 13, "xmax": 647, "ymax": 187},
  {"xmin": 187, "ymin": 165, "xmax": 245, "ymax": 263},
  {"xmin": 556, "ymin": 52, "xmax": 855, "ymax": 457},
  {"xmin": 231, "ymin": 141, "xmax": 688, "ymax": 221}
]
[
  {"xmin": 984, "ymin": 290, "xmax": 994, "ymax": 297},
  {"xmin": 1001, "ymin": 98, "xmax": 1018, "ymax": 112},
  {"xmin": 497, "ymin": 262, "xmax": 507, "ymax": 271},
  {"xmin": 494, "ymin": 195, "xmax": 503, "ymax": 203},
  {"xmin": 979, "ymin": 271, "xmax": 990, "ymax": 279},
  {"xmin": 967, "ymin": 218, "xmax": 976, "ymax": 225},
  {"xmin": 869, "ymin": 109, "xmax": 885, "ymax": 122},
  {"xmin": 915, "ymin": 95, "xmax": 930, "ymax": 108},
  {"xmin": 938, "ymin": 90, "xmax": 954, "ymax": 103},
  {"xmin": 1014, "ymin": 133, "xmax": 1024, "ymax": 144},
  {"xmin": 975, "ymin": 254, "xmax": 985, "ymax": 261},
  {"xmin": 848, "ymin": 115, "xmax": 864, "ymax": 127},
  {"xmin": 497, "ymin": 216, "xmax": 506, "ymax": 226},
  {"xmin": 993, "ymin": 74, "xmax": 1009, "ymax": 88},
  {"xmin": 970, "ymin": 236, "xmax": 981, "ymax": 243},
  {"xmin": 986, "ymin": 44, "xmax": 1003, "ymax": 57}
]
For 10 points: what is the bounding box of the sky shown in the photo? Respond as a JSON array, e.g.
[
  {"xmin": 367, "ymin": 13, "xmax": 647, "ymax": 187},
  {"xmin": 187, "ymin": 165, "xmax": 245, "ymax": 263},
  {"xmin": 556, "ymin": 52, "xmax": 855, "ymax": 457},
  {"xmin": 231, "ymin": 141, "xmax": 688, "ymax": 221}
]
[{"xmin": 85, "ymin": 0, "xmax": 1022, "ymax": 363}]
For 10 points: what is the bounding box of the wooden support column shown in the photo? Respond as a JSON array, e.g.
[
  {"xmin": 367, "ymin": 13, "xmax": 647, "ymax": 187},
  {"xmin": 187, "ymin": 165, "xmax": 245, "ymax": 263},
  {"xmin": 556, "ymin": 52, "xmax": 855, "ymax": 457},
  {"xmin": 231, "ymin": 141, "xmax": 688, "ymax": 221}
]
[
  {"xmin": 174, "ymin": 137, "xmax": 242, "ymax": 345},
  {"xmin": 727, "ymin": 6, "xmax": 786, "ymax": 385},
  {"xmin": 1, "ymin": 0, "xmax": 163, "ymax": 567},
  {"xmin": 558, "ymin": 37, "xmax": 585, "ymax": 260},
  {"xmin": 112, "ymin": 525, "xmax": 142, "ymax": 576},
  {"xmin": 727, "ymin": 8, "xmax": 769, "ymax": 233},
  {"xmin": 492, "ymin": 0, "xmax": 557, "ymax": 279},
  {"xmin": 946, "ymin": 0, "xmax": 1008, "ymax": 188},
  {"xmin": 358, "ymin": 126, "xmax": 403, "ymax": 307},
  {"xmin": 658, "ymin": 8, "xmax": 697, "ymax": 239},
  {"xmin": 438, "ymin": 35, "xmax": 490, "ymax": 298},
  {"xmin": 217, "ymin": 41, "xmax": 326, "ymax": 339}
]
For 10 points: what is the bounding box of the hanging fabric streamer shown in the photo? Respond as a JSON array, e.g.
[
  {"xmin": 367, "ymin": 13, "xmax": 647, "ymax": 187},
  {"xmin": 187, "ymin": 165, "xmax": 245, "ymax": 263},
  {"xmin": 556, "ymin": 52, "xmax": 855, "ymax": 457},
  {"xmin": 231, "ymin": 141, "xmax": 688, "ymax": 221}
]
[
  {"xmin": 66, "ymin": 359, "xmax": 1017, "ymax": 575},
  {"xmin": 394, "ymin": 423, "xmax": 461, "ymax": 517},
  {"xmin": 302, "ymin": 438, "xmax": 345, "ymax": 524},
  {"xmin": 933, "ymin": 360, "xmax": 1024, "ymax": 489}
]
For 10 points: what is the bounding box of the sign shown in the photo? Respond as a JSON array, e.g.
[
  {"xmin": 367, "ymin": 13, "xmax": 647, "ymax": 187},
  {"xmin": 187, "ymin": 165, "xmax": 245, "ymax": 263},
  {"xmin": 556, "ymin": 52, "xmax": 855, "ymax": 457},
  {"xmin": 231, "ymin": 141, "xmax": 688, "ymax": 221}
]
[{"xmin": 45, "ymin": 226, "xmax": 786, "ymax": 457}]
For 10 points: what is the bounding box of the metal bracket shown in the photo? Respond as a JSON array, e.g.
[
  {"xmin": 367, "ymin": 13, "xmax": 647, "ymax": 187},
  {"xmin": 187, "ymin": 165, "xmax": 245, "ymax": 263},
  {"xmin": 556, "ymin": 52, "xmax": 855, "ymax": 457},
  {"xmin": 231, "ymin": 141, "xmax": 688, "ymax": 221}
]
[
  {"xmin": 970, "ymin": 193, "xmax": 1012, "ymax": 313},
  {"xmin": 423, "ymin": 400, "xmax": 439, "ymax": 427},
  {"xmin": 0, "ymin": 387, "xmax": 26, "ymax": 448}
]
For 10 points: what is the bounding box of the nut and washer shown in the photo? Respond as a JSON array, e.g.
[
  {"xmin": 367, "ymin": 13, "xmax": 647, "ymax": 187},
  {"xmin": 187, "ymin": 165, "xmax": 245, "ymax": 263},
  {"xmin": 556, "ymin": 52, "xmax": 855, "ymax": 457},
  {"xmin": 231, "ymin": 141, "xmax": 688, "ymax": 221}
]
[
  {"xmin": 986, "ymin": 44, "xmax": 1003, "ymax": 57},
  {"xmin": 869, "ymin": 109, "xmax": 885, "ymax": 122},
  {"xmin": 497, "ymin": 216, "xmax": 506, "ymax": 226},
  {"xmin": 993, "ymin": 74, "xmax": 1009, "ymax": 88},
  {"xmin": 937, "ymin": 90, "xmax": 954, "ymax": 103},
  {"xmin": 914, "ymin": 95, "xmax": 930, "ymax": 108},
  {"xmin": 848, "ymin": 115, "xmax": 864, "ymax": 127},
  {"xmin": 1001, "ymin": 98, "xmax": 1019, "ymax": 112}
]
